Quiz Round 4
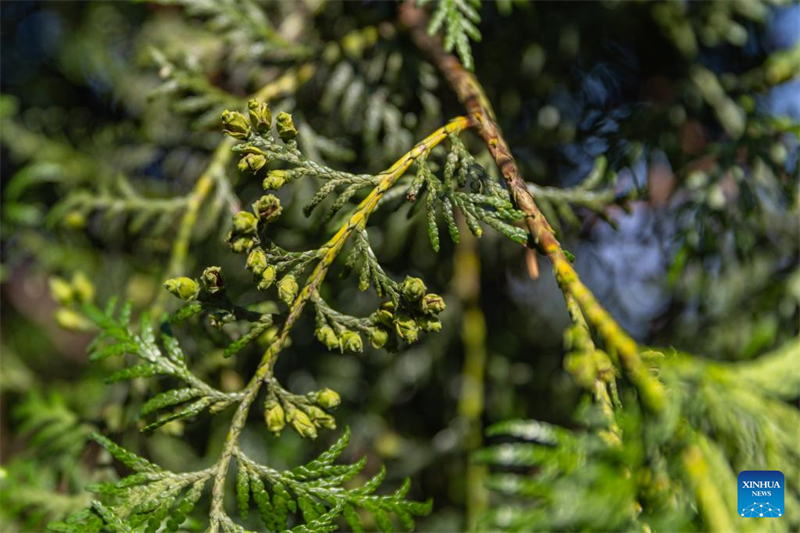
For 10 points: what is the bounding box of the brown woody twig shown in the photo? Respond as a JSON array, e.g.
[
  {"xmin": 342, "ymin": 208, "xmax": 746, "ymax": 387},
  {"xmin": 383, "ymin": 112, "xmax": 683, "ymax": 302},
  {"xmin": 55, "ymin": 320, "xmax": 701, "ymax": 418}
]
[{"xmin": 400, "ymin": 2, "xmax": 665, "ymax": 412}]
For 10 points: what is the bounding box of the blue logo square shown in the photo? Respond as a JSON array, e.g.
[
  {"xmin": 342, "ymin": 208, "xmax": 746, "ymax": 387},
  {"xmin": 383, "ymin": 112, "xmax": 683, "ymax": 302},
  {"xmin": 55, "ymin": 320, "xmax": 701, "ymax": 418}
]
[{"xmin": 738, "ymin": 470, "xmax": 784, "ymax": 518}]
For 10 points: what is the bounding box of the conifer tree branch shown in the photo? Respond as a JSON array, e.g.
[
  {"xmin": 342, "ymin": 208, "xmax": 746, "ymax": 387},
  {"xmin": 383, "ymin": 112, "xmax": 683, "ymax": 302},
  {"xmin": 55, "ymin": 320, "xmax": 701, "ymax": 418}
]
[
  {"xmin": 157, "ymin": 66, "xmax": 316, "ymax": 314},
  {"xmin": 562, "ymin": 293, "xmax": 621, "ymax": 446},
  {"xmin": 527, "ymin": 182, "xmax": 618, "ymax": 211},
  {"xmin": 11, "ymin": 4, "xmax": 795, "ymax": 532},
  {"xmin": 208, "ymin": 116, "xmax": 472, "ymax": 530},
  {"xmin": 682, "ymin": 440, "xmax": 735, "ymax": 532},
  {"xmin": 401, "ymin": 2, "xmax": 665, "ymax": 412}
]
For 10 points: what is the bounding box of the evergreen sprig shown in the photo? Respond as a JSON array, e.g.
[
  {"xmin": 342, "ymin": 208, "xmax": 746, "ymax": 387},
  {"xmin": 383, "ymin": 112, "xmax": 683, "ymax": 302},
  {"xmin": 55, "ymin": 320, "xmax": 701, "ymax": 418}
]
[
  {"xmin": 51, "ymin": 424, "xmax": 431, "ymax": 533},
  {"xmin": 475, "ymin": 339, "xmax": 800, "ymax": 532},
  {"xmin": 51, "ymin": 103, "xmax": 465, "ymax": 533},
  {"xmin": 235, "ymin": 428, "xmax": 432, "ymax": 532},
  {"xmin": 421, "ymin": 0, "xmax": 483, "ymax": 71},
  {"xmin": 82, "ymin": 299, "xmax": 242, "ymax": 431},
  {"xmin": 50, "ymin": 433, "xmax": 210, "ymax": 533},
  {"xmin": 225, "ymin": 102, "xmax": 458, "ymax": 357},
  {"xmin": 5, "ymin": 3, "xmax": 793, "ymax": 532},
  {"xmin": 13, "ymin": 391, "xmax": 95, "ymax": 470},
  {"xmin": 404, "ymin": 135, "xmax": 529, "ymax": 249}
]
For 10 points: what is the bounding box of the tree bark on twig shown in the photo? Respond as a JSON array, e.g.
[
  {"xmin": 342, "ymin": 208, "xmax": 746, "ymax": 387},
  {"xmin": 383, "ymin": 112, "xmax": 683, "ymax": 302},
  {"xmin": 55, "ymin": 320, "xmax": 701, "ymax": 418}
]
[
  {"xmin": 400, "ymin": 2, "xmax": 666, "ymax": 412},
  {"xmin": 399, "ymin": 2, "xmax": 559, "ymax": 258}
]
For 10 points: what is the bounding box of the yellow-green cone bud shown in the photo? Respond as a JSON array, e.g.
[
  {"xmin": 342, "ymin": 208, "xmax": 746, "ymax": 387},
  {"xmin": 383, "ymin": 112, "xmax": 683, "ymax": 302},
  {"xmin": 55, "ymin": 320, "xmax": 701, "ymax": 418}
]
[
  {"xmin": 258, "ymin": 265, "xmax": 277, "ymax": 291},
  {"xmin": 247, "ymin": 99, "xmax": 272, "ymax": 133},
  {"xmin": 394, "ymin": 313, "xmax": 419, "ymax": 344},
  {"xmin": 232, "ymin": 211, "xmax": 259, "ymax": 234},
  {"xmin": 375, "ymin": 309, "xmax": 393, "ymax": 328},
  {"xmin": 221, "ymin": 110, "xmax": 250, "ymax": 139},
  {"xmin": 264, "ymin": 401, "xmax": 285, "ymax": 435},
  {"xmin": 375, "ymin": 301, "xmax": 395, "ymax": 328},
  {"xmin": 229, "ymin": 234, "xmax": 256, "ymax": 254},
  {"xmin": 290, "ymin": 409, "xmax": 318, "ymax": 439},
  {"xmin": 315, "ymin": 325, "xmax": 339, "ymax": 350},
  {"xmin": 63, "ymin": 210, "xmax": 87, "ymax": 230},
  {"xmin": 55, "ymin": 308, "xmax": 93, "ymax": 332},
  {"xmin": 263, "ymin": 170, "xmax": 287, "ymax": 190},
  {"xmin": 49, "ymin": 277, "xmax": 74, "ymax": 306},
  {"xmin": 277, "ymin": 275, "xmax": 299, "ymax": 304},
  {"xmin": 276, "ymin": 111, "xmax": 298, "ymax": 141},
  {"xmin": 401, "ymin": 276, "xmax": 427, "ymax": 302},
  {"xmin": 339, "ymin": 330, "xmax": 363, "ymax": 354},
  {"xmin": 71, "ymin": 272, "xmax": 95, "ymax": 303},
  {"xmin": 369, "ymin": 327, "xmax": 390, "ymax": 349},
  {"xmin": 315, "ymin": 388, "xmax": 341, "ymax": 409},
  {"xmin": 421, "ymin": 293, "xmax": 446, "ymax": 315},
  {"xmin": 238, "ymin": 153, "xmax": 267, "ymax": 174},
  {"xmin": 417, "ymin": 315, "xmax": 442, "ymax": 333},
  {"xmin": 305, "ymin": 405, "xmax": 336, "ymax": 430},
  {"xmin": 246, "ymin": 249, "xmax": 268, "ymax": 276},
  {"xmin": 252, "ymin": 194, "xmax": 282, "ymax": 223},
  {"xmin": 201, "ymin": 266, "xmax": 225, "ymax": 294},
  {"xmin": 164, "ymin": 277, "xmax": 200, "ymax": 301}
]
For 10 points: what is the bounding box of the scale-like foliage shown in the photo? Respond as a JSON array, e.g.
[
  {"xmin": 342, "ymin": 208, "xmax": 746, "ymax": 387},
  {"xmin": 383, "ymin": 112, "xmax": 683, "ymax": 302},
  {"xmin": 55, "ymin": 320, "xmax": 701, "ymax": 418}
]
[
  {"xmin": 41, "ymin": 103, "xmax": 465, "ymax": 532},
  {"xmin": 236, "ymin": 428, "xmax": 432, "ymax": 532},
  {"xmin": 319, "ymin": 26, "xmax": 441, "ymax": 166},
  {"xmin": 82, "ymin": 299, "xmax": 242, "ymax": 431},
  {"xmin": 3, "ymin": 2, "xmax": 797, "ymax": 532},
  {"xmin": 404, "ymin": 134, "xmax": 529, "ymax": 248},
  {"xmin": 476, "ymin": 339, "xmax": 800, "ymax": 532},
  {"xmin": 50, "ymin": 427, "xmax": 430, "ymax": 533},
  {"xmin": 420, "ymin": 0, "xmax": 482, "ymax": 70},
  {"xmin": 13, "ymin": 392, "xmax": 93, "ymax": 462}
]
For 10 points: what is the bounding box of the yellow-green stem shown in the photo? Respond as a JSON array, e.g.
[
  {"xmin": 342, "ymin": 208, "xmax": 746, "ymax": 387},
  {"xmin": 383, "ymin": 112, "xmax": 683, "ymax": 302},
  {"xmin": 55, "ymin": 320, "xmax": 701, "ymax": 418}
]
[
  {"xmin": 208, "ymin": 116, "xmax": 472, "ymax": 530},
  {"xmin": 453, "ymin": 225, "xmax": 489, "ymax": 530},
  {"xmin": 552, "ymin": 251, "xmax": 665, "ymax": 412},
  {"xmin": 401, "ymin": 2, "xmax": 664, "ymax": 413},
  {"xmin": 682, "ymin": 443, "xmax": 734, "ymax": 532},
  {"xmin": 562, "ymin": 293, "xmax": 622, "ymax": 445}
]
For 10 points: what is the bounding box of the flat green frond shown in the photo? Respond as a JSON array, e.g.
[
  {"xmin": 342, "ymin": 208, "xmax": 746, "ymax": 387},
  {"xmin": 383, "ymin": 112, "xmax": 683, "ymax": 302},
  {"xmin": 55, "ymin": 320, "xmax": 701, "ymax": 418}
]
[
  {"xmin": 91, "ymin": 434, "xmax": 163, "ymax": 474},
  {"xmin": 236, "ymin": 428, "xmax": 431, "ymax": 533}
]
